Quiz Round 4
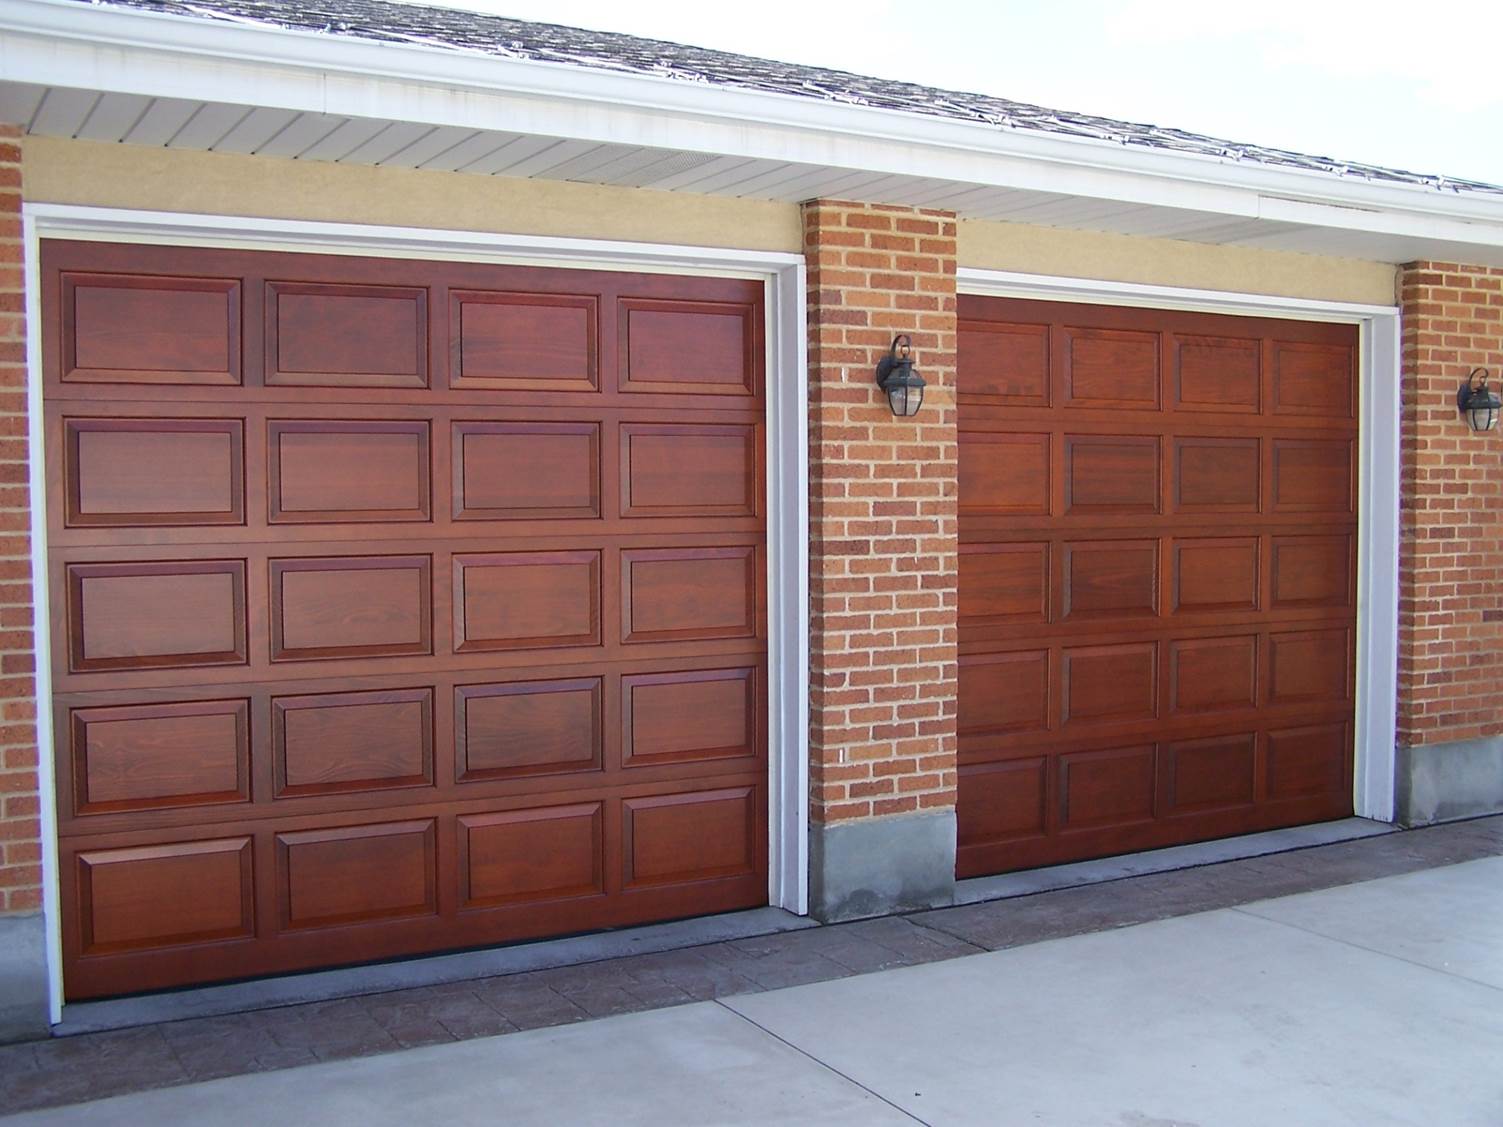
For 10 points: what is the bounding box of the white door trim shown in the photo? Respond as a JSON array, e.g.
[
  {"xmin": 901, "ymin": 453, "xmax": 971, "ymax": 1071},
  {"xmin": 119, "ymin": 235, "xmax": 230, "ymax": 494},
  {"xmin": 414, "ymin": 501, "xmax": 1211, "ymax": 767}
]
[
  {"xmin": 956, "ymin": 266, "xmax": 1400, "ymax": 826},
  {"xmin": 23, "ymin": 202, "xmax": 811, "ymax": 1024}
]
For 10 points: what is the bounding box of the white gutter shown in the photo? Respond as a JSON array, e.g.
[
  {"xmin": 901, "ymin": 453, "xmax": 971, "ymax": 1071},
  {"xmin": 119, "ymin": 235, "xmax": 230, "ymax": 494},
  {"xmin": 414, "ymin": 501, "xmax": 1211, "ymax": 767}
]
[{"xmin": 4, "ymin": 0, "xmax": 1503, "ymax": 250}]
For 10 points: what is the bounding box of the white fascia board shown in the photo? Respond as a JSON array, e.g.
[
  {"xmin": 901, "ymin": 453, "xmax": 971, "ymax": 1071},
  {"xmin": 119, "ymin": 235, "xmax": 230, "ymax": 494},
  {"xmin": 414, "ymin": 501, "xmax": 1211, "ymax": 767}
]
[{"xmin": 6, "ymin": 0, "xmax": 1503, "ymax": 251}]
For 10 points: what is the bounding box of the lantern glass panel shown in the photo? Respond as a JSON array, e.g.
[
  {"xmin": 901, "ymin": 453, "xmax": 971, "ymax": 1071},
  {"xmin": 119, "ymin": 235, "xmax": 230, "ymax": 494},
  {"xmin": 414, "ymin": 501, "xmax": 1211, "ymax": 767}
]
[{"xmin": 888, "ymin": 382, "xmax": 923, "ymax": 417}]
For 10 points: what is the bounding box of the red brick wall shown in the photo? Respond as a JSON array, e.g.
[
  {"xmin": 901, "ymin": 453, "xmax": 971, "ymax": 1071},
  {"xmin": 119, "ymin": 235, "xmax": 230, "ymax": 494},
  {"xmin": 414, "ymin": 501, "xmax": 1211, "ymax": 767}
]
[
  {"xmin": 0, "ymin": 124, "xmax": 40, "ymax": 915},
  {"xmin": 1398, "ymin": 261, "xmax": 1503, "ymax": 746},
  {"xmin": 803, "ymin": 199, "xmax": 959, "ymax": 825}
]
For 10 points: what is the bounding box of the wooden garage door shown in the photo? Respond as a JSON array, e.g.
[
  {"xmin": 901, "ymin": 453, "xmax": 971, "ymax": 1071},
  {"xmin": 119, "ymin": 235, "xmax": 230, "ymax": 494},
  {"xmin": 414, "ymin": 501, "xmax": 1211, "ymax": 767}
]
[
  {"xmin": 43, "ymin": 239, "xmax": 768, "ymax": 999},
  {"xmin": 956, "ymin": 296, "xmax": 1356, "ymax": 878}
]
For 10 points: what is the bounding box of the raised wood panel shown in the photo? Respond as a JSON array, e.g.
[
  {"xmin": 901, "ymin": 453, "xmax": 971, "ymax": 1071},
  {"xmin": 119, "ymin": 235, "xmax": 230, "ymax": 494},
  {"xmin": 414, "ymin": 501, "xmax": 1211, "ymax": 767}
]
[
  {"xmin": 623, "ymin": 787, "xmax": 756, "ymax": 887},
  {"xmin": 1174, "ymin": 437, "xmax": 1259, "ymax": 512},
  {"xmin": 460, "ymin": 804, "xmax": 604, "ymax": 908},
  {"xmin": 1064, "ymin": 326, "xmax": 1159, "ymax": 408},
  {"xmin": 1170, "ymin": 635, "xmax": 1257, "ymax": 714},
  {"xmin": 620, "ymin": 299, "xmax": 755, "ymax": 396},
  {"xmin": 1172, "ymin": 537, "xmax": 1259, "ymax": 614},
  {"xmin": 959, "ymin": 433, "xmax": 1049, "ymax": 515},
  {"xmin": 958, "ymin": 650, "xmax": 1049, "ymax": 736},
  {"xmin": 1267, "ymin": 723, "xmax": 1349, "ymax": 800},
  {"xmin": 1062, "ymin": 540, "xmax": 1157, "ymax": 619},
  {"xmin": 1062, "ymin": 643, "xmax": 1157, "ymax": 725},
  {"xmin": 453, "ymin": 421, "xmax": 600, "ymax": 521},
  {"xmin": 278, "ymin": 820, "xmax": 437, "ymax": 929},
  {"xmin": 451, "ymin": 290, "xmax": 597, "ymax": 392},
  {"xmin": 65, "ymin": 418, "xmax": 245, "ymax": 527},
  {"xmin": 1273, "ymin": 342, "xmax": 1354, "ymax": 417},
  {"xmin": 1271, "ymin": 535, "xmax": 1353, "ymax": 609},
  {"xmin": 1269, "ymin": 629, "xmax": 1350, "ymax": 705},
  {"xmin": 453, "ymin": 551, "xmax": 601, "ymax": 652},
  {"xmin": 456, "ymin": 677, "xmax": 602, "ymax": 781},
  {"xmin": 957, "ymin": 759, "xmax": 1047, "ymax": 845},
  {"xmin": 1058, "ymin": 745, "xmax": 1156, "ymax": 830},
  {"xmin": 622, "ymin": 546, "xmax": 757, "ymax": 643},
  {"xmin": 68, "ymin": 560, "xmax": 248, "ymax": 673},
  {"xmin": 77, "ymin": 838, "xmax": 253, "ymax": 954},
  {"xmin": 1065, "ymin": 436, "xmax": 1160, "ymax": 514},
  {"xmin": 266, "ymin": 281, "xmax": 428, "ymax": 388},
  {"xmin": 623, "ymin": 668, "xmax": 755, "ymax": 766},
  {"xmin": 269, "ymin": 420, "xmax": 430, "ymax": 523},
  {"xmin": 1174, "ymin": 335, "xmax": 1259, "ymax": 413},
  {"xmin": 1272, "ymin": 439, "xmax": 1353, "ymax": 513},
  {"xmin": 959, "ymin": 542, "xmax": 1048, "ymax": 624},
  {"xmin": 273, "ymin": 688, "xmax": 433, "ymax": 797},
  {"xmin": 621, "ymin": 424, "xmax": 757, "ymax": 518},
  {"xmin": 70, "ymin": 700, "xmax": 249, "ymax": 816},
  {"xmin": 1165, "ymin": 734, "xmax": 1256, "ymax": 813},
  {"xmin": 61, "ymin": 272, "xmax": 240, "ymax": 385},
  {"xmin": 957, "ymin": 321, "xmax": 1049, "ymax": 405},
  {"xmin": 271, "ymin": 556, "xmax": 432, "ymax": 662}
]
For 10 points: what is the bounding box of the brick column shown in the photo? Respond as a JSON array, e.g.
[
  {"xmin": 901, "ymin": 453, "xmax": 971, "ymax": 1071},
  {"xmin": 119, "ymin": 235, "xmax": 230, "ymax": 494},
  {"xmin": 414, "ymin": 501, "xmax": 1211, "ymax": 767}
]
[
  {"xmin": 0, "ymin": 124, "xmax": 47, "ymax": 1042},
  {"xmin": 1396, "ymin": 262, "xmax": 1503, "ymax": 823},
  {"xmin": 803, "ymin": 200, "xmax": 959, "ymax": 919}
]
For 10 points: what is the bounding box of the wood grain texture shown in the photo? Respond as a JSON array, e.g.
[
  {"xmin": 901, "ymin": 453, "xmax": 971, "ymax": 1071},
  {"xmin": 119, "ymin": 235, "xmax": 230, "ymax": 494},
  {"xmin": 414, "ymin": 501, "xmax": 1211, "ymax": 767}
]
[
  {"xmin": 957, "ymin": 296, "xmax": 1356, "ymax": 876},
  {"xmin": 42, "ymin": 239, "xmax": 768, "ymax": 999}
]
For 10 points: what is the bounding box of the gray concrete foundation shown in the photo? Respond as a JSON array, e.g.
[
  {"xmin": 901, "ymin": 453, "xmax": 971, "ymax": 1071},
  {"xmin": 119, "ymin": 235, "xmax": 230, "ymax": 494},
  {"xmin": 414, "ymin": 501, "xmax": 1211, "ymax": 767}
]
[
  {"xmin": 1396, "ymin": 736, "xmax": 1503, "ymax": 826},
  {"xmin": 0, "ymin": 913, "xmax": 50, "ymax": 1043},
  {"xmin": 808, "ymin": 810, "xmax": 956, "ymax": 922}
]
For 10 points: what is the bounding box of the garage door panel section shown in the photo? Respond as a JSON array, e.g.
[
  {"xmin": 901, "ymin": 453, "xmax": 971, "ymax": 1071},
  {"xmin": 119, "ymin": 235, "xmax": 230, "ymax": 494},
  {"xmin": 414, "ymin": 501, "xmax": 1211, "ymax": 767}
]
[
  {"xmin": 65, "ymin": 417, "xmax": 246, "ymax": 527},
  {"xmin": 268, "ymin": 420, "xmax": 431, "ymax": 524},
  {"xmin": 265, "ymin": 281, "xmax": 429, "ymax": 389},
  {"xmin": 621, "ymin": 667, "xmax": 759, "ymax": 768},
  {"xmin": 273, "ymin": 688, "xmax": 435, "ymax": 798},
  {"xmin": 621, "ymin": 546, "xmax": 760, "ymax": 643},
  {"xmin": 1063, "ymin": 326, "xmax": 1160, "ymax": 410},
  {"xmin": 453, "ymin": 551, "xmax": 601, "ymax": 653},
  {"xmin": 956, "ymin": 319, "xmax": 1049, "ymax": 406},
  {"xmin": 459, "ymin": 803, "xmax": 605, "ymax": 909},
  {"xmin": 277, "ymin": 819, "xmax": 439, "ymax": 930},
  {"xmin": 75, "ymin": 837, "xmax": 255, "ymax": 955},
  {"xmin": 44, "ymin": 239, "xmax": 767, "ymax": 998},
  {"xmin": 58, "ymin": 272, "xmax": 242, "ymax": 386},
  {"xmin": 450, "ymin": 290, "xmax": 598, "ymax": 393},
  {"xmin": 1174, "ymin": 336, "xmax": 1260, "ymax": 413},
  {"xmin": 619, "ymin": 298, "xmax": 759, "ymax": 397},
  {"xmin": 957, "ymin": 295, "xmax": 1356, "ymax": 876},
  {"xmin": 622, "ymin": 787, "xmax": 759, "ymax": 888},
  {"xmin": 455, "ymin": 677, "xmax": 603, "ymax": 782},
  {"xmin": 453, "ymin": 421, "xmax": 601, "ymax": 521},
  {"xmin": 67, "ymin": 560, "xmax": 249, "ymax": 674},
  {"xmin": 271, "ymin": 555, "xmax": 433, "ymax": 662},
  {"xmin": 70, "ymin": 699, "xmax": 251, "ymax": 817}
]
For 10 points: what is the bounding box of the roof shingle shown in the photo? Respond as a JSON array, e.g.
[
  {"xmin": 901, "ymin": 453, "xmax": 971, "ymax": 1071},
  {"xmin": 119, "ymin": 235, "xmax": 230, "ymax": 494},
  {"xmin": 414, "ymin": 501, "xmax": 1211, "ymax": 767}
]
[{"xmin": 80, "ymin": 0, "xmax": 1503, "ymax": 197}]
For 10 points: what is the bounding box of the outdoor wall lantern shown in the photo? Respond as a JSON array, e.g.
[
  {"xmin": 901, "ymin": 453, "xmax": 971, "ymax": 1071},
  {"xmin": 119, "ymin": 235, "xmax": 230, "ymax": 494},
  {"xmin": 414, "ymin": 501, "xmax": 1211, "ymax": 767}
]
[
  {"xmin": 875, "ymin": 334, "xmax": 926, "ymax": 417},
  {"xmin": 1458, "ymin": 367, "xmax": 1502, "ymax": 432}
]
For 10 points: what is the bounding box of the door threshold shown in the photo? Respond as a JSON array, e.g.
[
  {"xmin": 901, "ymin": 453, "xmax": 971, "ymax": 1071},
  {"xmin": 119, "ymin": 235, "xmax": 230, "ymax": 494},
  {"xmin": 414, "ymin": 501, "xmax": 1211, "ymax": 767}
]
[
  {"xmin": 953, "ymin": 817, "xmax": 1398, "ymax": 907},
  {"xmin": 55, "ymin": 906, "xmax": 814, "ymax": 1038}
]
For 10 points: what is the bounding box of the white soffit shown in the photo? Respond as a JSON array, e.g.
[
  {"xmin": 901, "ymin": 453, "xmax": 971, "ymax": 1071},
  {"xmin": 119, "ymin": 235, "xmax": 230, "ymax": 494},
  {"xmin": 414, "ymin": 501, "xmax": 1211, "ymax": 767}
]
[{"xmin": 4, "ymin": 0, "xmax": 1503, "ymax": 265}]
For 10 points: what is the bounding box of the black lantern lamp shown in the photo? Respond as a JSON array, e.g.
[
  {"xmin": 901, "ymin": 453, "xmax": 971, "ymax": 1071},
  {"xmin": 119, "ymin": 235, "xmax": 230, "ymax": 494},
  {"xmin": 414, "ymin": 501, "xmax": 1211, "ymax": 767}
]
[
  {"xmin": 875, "ymin": 334, "xmax": 925, "ymax": 417},
  {"xmin": 1458, "ymin": 367, "xmax": 1502, "ymax": 432}
]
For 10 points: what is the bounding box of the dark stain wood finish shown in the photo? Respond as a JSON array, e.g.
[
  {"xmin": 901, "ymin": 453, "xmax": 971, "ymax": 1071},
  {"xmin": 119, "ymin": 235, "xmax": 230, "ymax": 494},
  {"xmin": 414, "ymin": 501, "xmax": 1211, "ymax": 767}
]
[
  {"xmin": 956, "ymin": 296, "xmax": 1356, "ymax": 876},
  {"xmin": 42, "ymin": 240, "xmax": 768, "ymax": 999}
]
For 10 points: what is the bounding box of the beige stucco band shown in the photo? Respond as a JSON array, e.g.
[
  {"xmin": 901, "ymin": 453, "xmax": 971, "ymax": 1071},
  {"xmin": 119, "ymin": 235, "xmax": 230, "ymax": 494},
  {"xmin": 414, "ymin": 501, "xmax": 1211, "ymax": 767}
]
[
  {"xmin": 958, "ymin": 218, "xmax": 1397, "ymax": 306},
  {"xmin": 24, "ymin": 136, "xmax": 1396, "ymax": 306}
]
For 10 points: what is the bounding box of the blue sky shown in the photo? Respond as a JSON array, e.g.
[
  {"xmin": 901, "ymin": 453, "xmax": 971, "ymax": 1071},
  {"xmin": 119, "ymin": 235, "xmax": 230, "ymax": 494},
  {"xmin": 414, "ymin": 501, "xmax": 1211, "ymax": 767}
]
[{"xmin": 415, "ymin": 0, "xmax": 1501, "ymax": 186}]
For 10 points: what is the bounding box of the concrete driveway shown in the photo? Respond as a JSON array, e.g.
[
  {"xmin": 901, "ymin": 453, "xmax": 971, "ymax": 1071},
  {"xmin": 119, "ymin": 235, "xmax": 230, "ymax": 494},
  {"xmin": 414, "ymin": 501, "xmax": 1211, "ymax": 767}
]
[{"xmin": 6, "ymin": 854, "xmax": 1500, "ymax": 1126}]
